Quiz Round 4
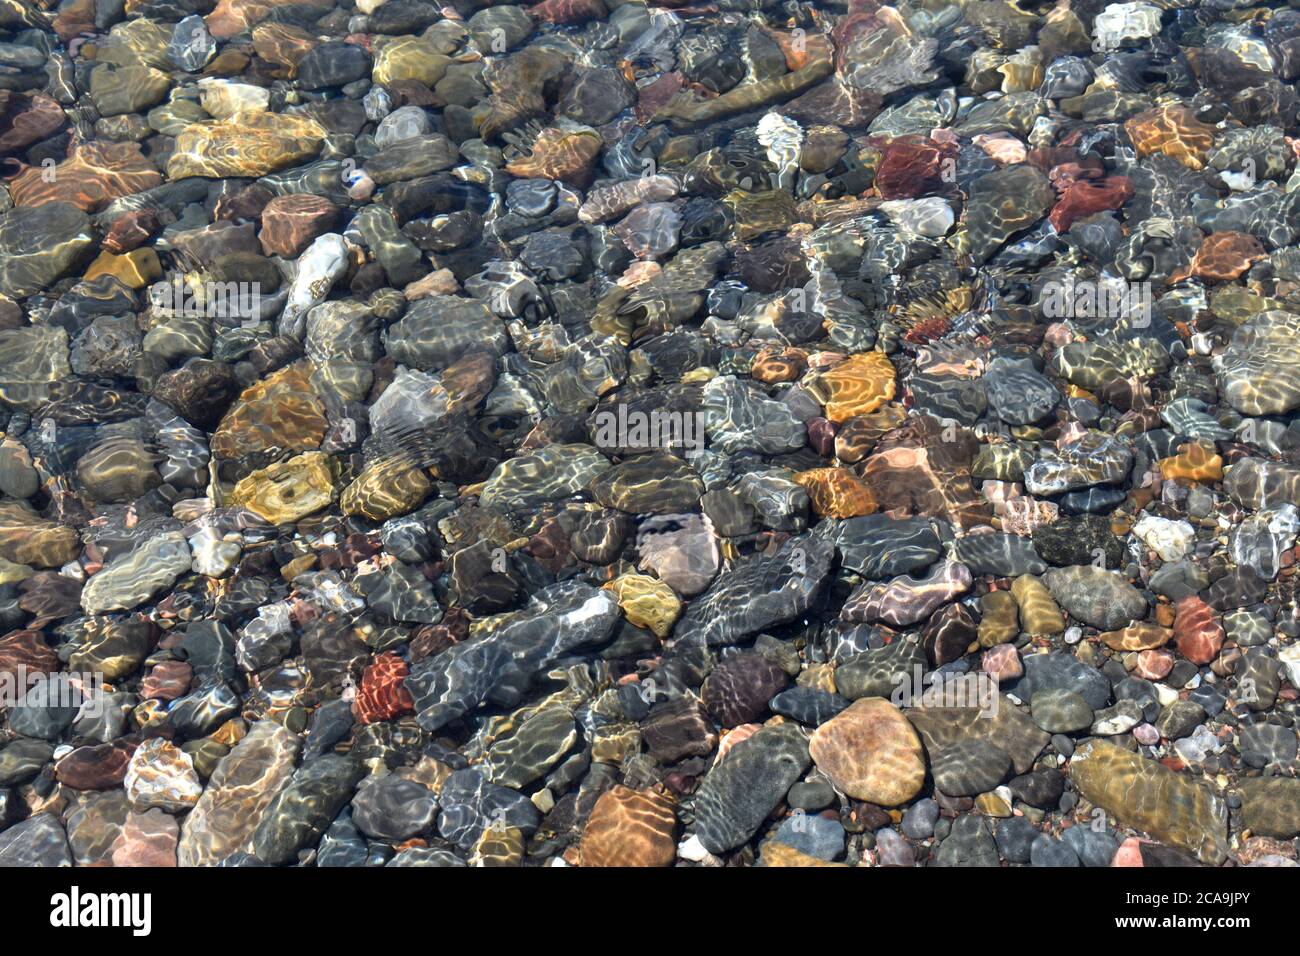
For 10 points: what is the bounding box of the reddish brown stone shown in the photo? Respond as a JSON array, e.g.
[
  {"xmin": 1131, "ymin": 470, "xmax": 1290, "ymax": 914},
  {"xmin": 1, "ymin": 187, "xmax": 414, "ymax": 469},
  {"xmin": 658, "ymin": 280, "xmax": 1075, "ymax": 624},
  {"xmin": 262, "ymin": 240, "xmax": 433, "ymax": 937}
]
[
  {"xmin": 873, "ymin": 135, "xmax": 958, "ymax": 200},
  {"xmin": 352, "ymin": 652, "xmax": 415, "ymax": 725},
  {"xmin": 1185, "ymin": 231, "xmax": 1266, "ymax": 283},
  {"xmin": 635, "ymin": 72, "xmax": 686, "ymax": 124},
  {"xmin": 0, "ymin": 91, "xmax": 66, "ymax": 155},
  {"xmin": 103, "ymin": 209, "xmax": 161, "ymax": 255},
  {"xmin": 807, "ymin": 417, "xmax": 837, "ymax": 457},
  {"xmin": 214, "ymin": 184, "xmax": 275, "ymax": 223},
  {"xmin": 141, "ymin": 660, "xmax": 193, "ymax": 701},
  {"xmin": 7, "ymin": 141, "xmax": 163, "ymax": 214},
  {"xmin": 258, "ymin": 194, "xmax": 339, "ymax": 258},
  {"xmin": 111, "ymin": 809, "xmax": 178, "ymax": 867},
  {"xmin": 1174, "ymin": 594, "xmax": 1224, "ymax": 665},
  {"xmin": 55, "ymin": 739, "xmax": 138, "ymax": 790},
  {"xmin": 530, "ymin": 0, "xmax": 608, "ymax": 23},
  {"xmin": 1049, "ymin": 175, "xmax": 1134, "ymax": 232},
  {"xmin": 0, "ymin": 629, "xmax": 59, "ymax": 682}
]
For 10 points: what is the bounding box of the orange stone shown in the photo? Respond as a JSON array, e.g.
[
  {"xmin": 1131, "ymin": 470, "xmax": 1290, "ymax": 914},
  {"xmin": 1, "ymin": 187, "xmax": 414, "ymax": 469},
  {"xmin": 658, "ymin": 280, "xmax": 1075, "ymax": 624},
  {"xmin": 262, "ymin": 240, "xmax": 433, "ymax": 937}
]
[
  {"xmin": 751, "ymin": 346, "xmax": 807, "ymax": 384},
  {"xmin": 812, "ymin": 351, "xmax": 897, "ymax": 423},
  {"xmin": 1124, "ymin": 106, "xmax": 1215, "ymax": 170},
  {"xmin": 1173, "ymin": 595, "xmax": 1224, "ymax": 665},
  {"xmin": 579, "ymin": 785, "xmax": 678, "ymax": 867},
  {"xmin": 1099, "ymin": 623, "xmax": 1172, "ymax": 652},
  {"xmin": 7, "ymin": 141, "xmax": 163, "ymax": 214},
  {"xmin": 1159, "ymin": 443, "xmax": 1223, "ymax": 483},
  {"xmin": 809, "ymin": 697, "xmax": 925, "ymax": 806},
  {"xmin": 794, "ymin": 467, "xmax": 878, "ymax": 518},
  {"xmin": 833, "ymin": 404, "xmax": 907, "ymax": 462},
  {"xmin": 210, "ymin": 361, "xmax": 329, "ymax": 460},
  {"xmin": 1185, "ymin": 231, "xmax": 1266, "ymax": 283}
]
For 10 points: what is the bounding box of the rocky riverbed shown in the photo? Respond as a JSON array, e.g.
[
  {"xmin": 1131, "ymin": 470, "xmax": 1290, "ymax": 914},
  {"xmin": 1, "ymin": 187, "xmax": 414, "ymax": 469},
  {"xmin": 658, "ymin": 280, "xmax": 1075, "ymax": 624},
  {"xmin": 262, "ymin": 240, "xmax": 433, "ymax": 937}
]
[{"xmin": 0, "ymin": 0, "xmax": 1299, "ymax": 868}]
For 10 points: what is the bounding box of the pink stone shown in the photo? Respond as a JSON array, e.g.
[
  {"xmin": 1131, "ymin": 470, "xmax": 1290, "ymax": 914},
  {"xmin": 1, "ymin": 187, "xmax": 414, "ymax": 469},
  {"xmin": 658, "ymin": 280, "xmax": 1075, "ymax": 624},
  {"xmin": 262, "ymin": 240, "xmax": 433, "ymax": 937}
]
[
  {"xmin": 110, "ymin": 809, "xmax": 179, "ymax": 867},
  {"xmin": 1135, "ymin": 649, "xmax": 1175, "ymax": 680},
  {"xmin": 982, "ymin": 643, "xmax": 1022, "ymax": 682},
  {"xmin": 1133, "ymin": 723, "xmax": 1160, "ymax": 746},
  {"xmin": 1112, "ymin": 837, "xmax": 1146, "ymax": 867}
]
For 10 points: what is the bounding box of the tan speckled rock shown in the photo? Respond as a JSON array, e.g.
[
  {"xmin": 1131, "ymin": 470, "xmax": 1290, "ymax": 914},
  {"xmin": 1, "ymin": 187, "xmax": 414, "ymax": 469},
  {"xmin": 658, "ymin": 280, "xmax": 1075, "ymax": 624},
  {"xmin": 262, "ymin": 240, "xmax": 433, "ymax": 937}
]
[{"xmin": 809, "ymin": 697, "xmax": 925, "ymax": 805}]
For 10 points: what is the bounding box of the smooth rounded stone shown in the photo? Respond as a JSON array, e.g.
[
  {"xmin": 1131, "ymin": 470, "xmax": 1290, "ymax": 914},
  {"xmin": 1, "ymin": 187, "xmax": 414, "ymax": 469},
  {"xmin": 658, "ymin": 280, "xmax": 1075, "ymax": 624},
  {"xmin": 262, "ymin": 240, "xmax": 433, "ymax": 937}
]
[
  {"xmin": 1012, "ymin": 653, "xmax": 1112, "ymax": 711},
  {"xmin": 437, "ymin": 767, "xmax": 540, "ymax": 852},
  {"xmin": 934, "ymin": 814, "xmax": 1000, "ymax": 867},
  {"xmin": 178, "ymin": 721, "xmax": 299, "ymax": 867},
  {"xmin": 0, "ymin": 501, "xmax": 81, "ymax": 568},
  {"xmin": 1091, "ymin": 699, "xmax": 1145, "ymax": 736},
  {"xmin": 1218, "ymin": 312, "xmax": 1300, "ymax": 416},
  {"xmin": 809, "ymin": 698, "xmax": 925, "ymax": 806},
  {"xmin": 701, "ymin": 375, "xmax": 806, "ymax": 455},
  {"xmin": 111, "ymin": 809, "xmax": 179, "ymax": 868},
  {"xmin": 0, "ymin": 738, "xmax": 54, "ymax": 786},
  {"xmin": 1030, "ymin": 688, "xmax": 1094, "ymax": 734},
  {"xmin": 230, "ymin": 452, "xmax": 336, "ymax": 525},
  {"xmin": 249, "ymin": 755, "xmax": 364, "ymax": 865},
  {"xmin": 75, "ymin": 436, "xmax": 162, "ymax": 503},
  {"xmin": 771, "ymin": 812, "xmax": 845, "ymax": 861},
  {"xmin": 1023, "ymin": 432, "xmax": 1133, "ymax": 496},
  {"xmin": 578, "ymin": 785, "xmax": 678, "ymax": 867},
  {"xmin": 168, "ymin": 111, "xmax": 327, "ymax": 180},
  {"xmin": 900, "ymin": 798, "xmax": 939, "ymax": 840},
  {"xmin": 9, "ymin": 674, "xmax": 83, "ymax": 740},
  {"xmin": 673, "ymin": 534, "xmax": 832, "ymax": 646},
  {"xmin": 124, "ymin": 738, "xmax": 203, "ymax": 813},
  {"xmin": 770, "ymin": 687, "xmax": 850, "ymax": 726},
  {"xmin": 89, "ymin": 64, "xmax": 171, "ymax": 116},
  {"xmin": 1060, "ymin": 825, "xmax": 1118, "ymax": 868},
  {"xmin": 842, "ymin": 560, "xmax": 972, "ymax": 627},
  {"xmin": 907, "ymin": 704, "xmax": 1050, "ymax": 778},
  {"xmin": 693, "ymin": 722, "xmax": 811, "ymax": 854},
  {"xmin": 1154, "ymin": 699, "xmax": 1206, "ymax": 741},
  {"xmin": 482, "ymin": 706, "xmax": 578, "ymax": 790},
  {"xmin": 953, "ymin": 532, "xmax": 1047, "ymax": 577},
  {"xmin": 259, "ymin": 194, "xmax": 338, "ymax": 260},
  {"xmin": 1030, "ymin": 834, "xmax": 1081, "ymax": 867},
  {"xmin": 702, "ymin": 652, "xmax": 790, "ymax": 726},
  {"xmin": 1099, "ymin": 623, "xmax": 1172, "ymax": 653},
  {"xmin": 1150, "ymin": 561, "xmax": 1210, "ymax": 601},
  {"xmin": 787, "ymin": 780, "xmax": 836, "ymax": 812},
  {"xmin": 1239, "ymin": 723, "xmax": 1299, "ymax": 769},
  {"xmin": 298, "ymin": 41, "xmax": 372, "ymax": 90},
  {"xmin": 1205, "ymin": 566, "xmax": 1268, "ymax": 611},
  {"xmin": 1131, "ymin": 514, "xmax": 1195, "ymax": 563},
  {"xmin": 931, "ymin": 740, "xmax": 1012, "ymax": 797},
  {"xmin": 1224, "ymin": 458, "xmax": 1300, "ymax": 511},
  {"xmin": 834, "ymin": 636, "xmax": 927, "ymax": 699},
  {"xmin": 478, "ymin": 443, "xmax": 610, "ymax": 512},
  {"xmin": 833, "ymin": 514, "xmax": 944, "ymax": 579},
  {"xmin": 641, "ymin": 696, "xmax": 717, "ymax": 763},
  {"xmin": 994, "ymin": 816, "xmax": 1037, "ymax": 864},
  {"xmin": 0, "ymin": 205, "xmax": 94, "ymax": 303},
  {"xmin": 599, "ymin": 573, "xmax": 678, "ymax": 640},
  {"xmin": 406, "ymin": 581, "xmax": 619, "ymax": 731},
  {"xmin": 983, "ymin": 357, "xmax": 1060, "ymax": 424},
  {"xmin": 341, "ymin": 457, "xmax": 432, "ymax": 522},
  {"xmin": 80, "ymin": 531, "xmax": 192, "ymax": 615},
  {"xmin": 347, "ymin": 773, "xmax": 438, "ymax": 844},
  {"xmin": 372, "ymin": 35, "xmax": 452, "ymax": 86},
  {"xmin": 383, "ymin": 296, "xmax": 506, "ymax": 372},
  {"xmin": 1236, "ymin": 778, "xmax": 1300, "ymax": 839},
  {"xmin": 210, "ymin": 362, "xmax": 328, "ymax": 460},
  {"xmin": 590, "ymin": 453, "xmax": 703, "ymax": 514},
  {"xmin": 1069, "ymin": 739, "xmax": 1227, "ymax": 865},
  {"xmin": 0, "ymin": 814, "xmax": 72, "ymax": 867},
  {"xmin": 0, "ymin": 441, "xmax": 38, "ymax": 500},
  {"xmin": 1043, "ymin": 566, "xmax": 1146, "ymax": 630}
]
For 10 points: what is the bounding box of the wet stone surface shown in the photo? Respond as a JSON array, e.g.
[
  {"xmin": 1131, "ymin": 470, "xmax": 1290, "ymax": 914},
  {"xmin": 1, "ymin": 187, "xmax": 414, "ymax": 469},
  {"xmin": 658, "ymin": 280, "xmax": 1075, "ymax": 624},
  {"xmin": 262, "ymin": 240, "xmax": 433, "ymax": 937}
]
[{"xmin": 0, "ymin": 0, "xmax": 1297, "ymax": 873}]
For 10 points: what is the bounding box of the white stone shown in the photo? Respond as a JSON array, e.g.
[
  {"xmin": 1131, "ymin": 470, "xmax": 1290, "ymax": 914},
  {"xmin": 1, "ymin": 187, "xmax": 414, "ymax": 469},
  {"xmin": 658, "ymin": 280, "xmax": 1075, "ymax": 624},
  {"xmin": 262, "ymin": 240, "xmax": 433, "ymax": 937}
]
[
  {"xmin": 1279, "ymin": 643, "xmax": 1300, "ymax": 689},
  {"xmin": 197, "ymin": 78, "xmax": 270, "ymax": 120},
  {"xmin": 1093, "ymin": 3, "xmax": 1162, "ymax": 51},
  {"xmin": 878, "ymin": 197, "xmax": 955, "ymax": 237},
  {"xmin": 279, "ymin": 234, "xmax": 351, "ymax": 338},
  {"xmin": 1132, "ymin": 513, "xmax": 1195, "ymax": 562},
  {"xmin": 189, "ymin": 526, "xmax": 241, "ymax": 577}
]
